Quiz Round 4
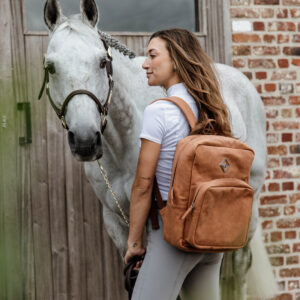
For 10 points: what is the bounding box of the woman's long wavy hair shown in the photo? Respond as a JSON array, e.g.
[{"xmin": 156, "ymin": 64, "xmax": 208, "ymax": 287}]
[{"xmin": 150, "ymin": 28, "xmax": 233, "ymax": 137}]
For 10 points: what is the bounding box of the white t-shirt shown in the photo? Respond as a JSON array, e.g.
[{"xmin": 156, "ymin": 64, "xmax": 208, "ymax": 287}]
[{"xmin": 139, "ymin": 82, "xmax": 199, "ymax": 200}]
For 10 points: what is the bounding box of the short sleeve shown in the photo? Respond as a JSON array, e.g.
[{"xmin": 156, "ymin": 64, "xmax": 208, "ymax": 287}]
[{"xmin": 139, "ymin": 103, "xmax": 166, "ymax": 144}]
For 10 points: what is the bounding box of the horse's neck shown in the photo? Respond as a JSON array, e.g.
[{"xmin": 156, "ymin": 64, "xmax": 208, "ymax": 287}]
[{"xmin": 102, "ymin": 51, "xmax": 145, "ymax": 170}]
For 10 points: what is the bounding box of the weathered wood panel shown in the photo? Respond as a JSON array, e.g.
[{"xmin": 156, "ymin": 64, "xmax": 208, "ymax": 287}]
[
  {"xmin": 26, "ymin": 35, "xmax": 54, "ymax": 300},
  {"xmin": 0, "ymin": 0, "xmax": 29, "ymax": 299}
]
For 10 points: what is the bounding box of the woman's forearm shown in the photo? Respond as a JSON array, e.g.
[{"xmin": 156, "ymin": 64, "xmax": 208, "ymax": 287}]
[{"xmin": 128, "ymin": 185, "xmax": 152, "ymax": 247}]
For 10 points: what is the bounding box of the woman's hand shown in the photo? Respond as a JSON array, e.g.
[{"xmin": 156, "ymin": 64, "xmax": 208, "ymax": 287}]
[{"xmin": 124, "ymin": 241, "xmax": 146, "ymax": 265}]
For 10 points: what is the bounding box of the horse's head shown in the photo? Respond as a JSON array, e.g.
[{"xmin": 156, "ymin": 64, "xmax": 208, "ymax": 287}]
[{"xmin": 43, "ymin": 0, "xmax": 111, "ymax": 161}]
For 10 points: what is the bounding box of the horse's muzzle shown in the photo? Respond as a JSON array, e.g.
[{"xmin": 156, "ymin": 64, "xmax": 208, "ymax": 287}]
[{"xmin": 68, "ymin": 130, "xmax": 103, "ymax": 161}]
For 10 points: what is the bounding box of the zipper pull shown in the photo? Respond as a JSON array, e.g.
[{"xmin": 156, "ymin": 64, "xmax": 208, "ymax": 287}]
[{"xmin": 181, "ymin": 203, "xmax": 195, "ymax": 220}]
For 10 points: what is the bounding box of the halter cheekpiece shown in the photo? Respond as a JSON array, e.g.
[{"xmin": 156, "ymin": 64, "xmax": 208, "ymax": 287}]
[{"xmin": 38, "ymin": 35, "xmax": 114, "ymax": 134}]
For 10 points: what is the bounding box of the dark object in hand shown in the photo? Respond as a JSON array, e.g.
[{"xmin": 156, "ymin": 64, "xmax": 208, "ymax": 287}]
[{"xmin": 123, "ymin": 255, "xmax": 145, "ymax": 299}]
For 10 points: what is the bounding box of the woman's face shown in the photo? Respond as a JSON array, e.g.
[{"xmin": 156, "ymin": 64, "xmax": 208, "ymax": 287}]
[{"xmin": 142, "ymin": 37, "xmax": 180, "ymax": 90}]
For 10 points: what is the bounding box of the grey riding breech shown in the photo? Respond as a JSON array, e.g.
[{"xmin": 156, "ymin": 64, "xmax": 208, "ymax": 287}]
[{"xmin": 131, "ymin": 215, "xmax": 224, "ymax": 300}]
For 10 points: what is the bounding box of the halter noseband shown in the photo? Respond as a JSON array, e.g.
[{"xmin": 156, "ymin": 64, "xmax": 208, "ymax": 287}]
[{"xmin": 38, "ymin": 37, "xmax": 114, "ymax": 134}]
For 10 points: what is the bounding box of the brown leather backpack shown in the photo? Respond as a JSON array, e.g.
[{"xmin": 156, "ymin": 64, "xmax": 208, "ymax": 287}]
[{"xmin": 151, "ymin": 96, "xmax": 255, "ymax": 252}]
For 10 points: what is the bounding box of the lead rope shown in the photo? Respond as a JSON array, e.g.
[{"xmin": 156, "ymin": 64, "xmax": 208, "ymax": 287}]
[{"xmin": 97, "ymin": 160, "xmax": 130, "ymax": 227}]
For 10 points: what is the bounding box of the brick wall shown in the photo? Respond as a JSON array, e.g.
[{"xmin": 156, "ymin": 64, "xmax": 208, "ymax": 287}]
[{"xmin": 230, "ymin": 0, "xmax": 300, "ymax": 299}]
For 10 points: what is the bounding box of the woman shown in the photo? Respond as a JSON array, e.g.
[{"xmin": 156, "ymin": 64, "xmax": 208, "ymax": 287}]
[{"xmin": 124, "ymin": 28, "xmax": 232, "ymax": 300}]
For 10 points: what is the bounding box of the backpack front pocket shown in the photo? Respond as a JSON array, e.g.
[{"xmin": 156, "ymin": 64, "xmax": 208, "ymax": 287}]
[{"xmin": 184, "ymin": 179, "xmax": 254, "ymax": 251}]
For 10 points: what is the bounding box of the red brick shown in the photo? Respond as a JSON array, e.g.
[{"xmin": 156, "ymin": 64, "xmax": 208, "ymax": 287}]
[
  {"xmin": 262, "ymin": 8, "xmax": 275, "ymax": 18},
  {"xmin": 254, "ymin": 0, "xmax": 279, "ymax": 3},
  {"xmin": 287, "ymin": 256, "xmax": 299, "ymax": 265},
  {"xmin": 282, "ymin": 133, "xmax": 293, "ymax": 142},
  {"xmin": 289, "ymin": 193, "xmax": 300, "ymax": 203},
  {"xmin": 231, "ymin": 8, "xmax": 260, "ymax": 18},
  {"xmin": 232, "ymin": 45, "xmax": 251, "ymax": 55},
  {"xmin": 273, "ymin": 121, "xmax": 299, "ymax": 130},
  {"xmin": 267, "ymin": 244, "xmax": 290, "ymax": 254},
  {"xmin": 285, "ymin": 231, "xmax": 297, "ymax": 239},
  {"xmin": 264, "ymin": 34, "xmax": 276, "ymax": 43},
  {"xmin": 281, "ymin": 108, "xmax": 293, "ymax": 118},
  {"xmin": 291, "ymin": 9, "xmax": 300, "ymax": 18},
  {"xmin": 256, "ymin": 71, "xmax": 267, "ymax": 79},
  {"xmin": 277, "ymin": 9, "xmax": 288, "ymax": 18},
  {"xmin": 284, "ymin": 206, "xmax": 296, "ymax": 215},
  {"xmin": 267, "ymin": 133, "xmax": 279, "ymax": 143},
  {"xmin": 278, "ymin": 34, "xmax": 290, "ymax": 43},
  {"xmin": 278, "ymin": 59, "xmax": 289, "ymax": 68},
  {"xmin": 267, "ymin": 145, "xmax": 288, "ymax": 155},
  {"xmin": 270, "ymin": 256, "xmax": 284, "ymax": 266},
  {"xmin": 283, "ymin": 0, "xmax": 300, "ymax": 5},
  {"xmin": 266, "ymin": 108, "xmax": 277, "ymax": 117},
  {"xmin": 283, "ymin": 182, "xmax": 294, "ymax": 191},
  {"xmin": 296, "ymin": 108, "xmax": 300, "ymax": 117},
  {"xmin": 297, "ymin": 157, "xmax": 300, "ymax": 165},
  {"xmin": 261, "ymin": 195, "xmax": 287, "ymax": 205},
  {"xmin": 233, "ymin": 58, "xmax": 246, "ymax": 68},
  {"xmin": 287, "ymin": 279, "xmax": 300, "ymax": 290},
  {"xmin": 249, "ymin": 58, "xmax": 276, "ymax": 68},
  {"xmin": 253, "ymin": 21, "xmax": 265, "ymax": 31},
  {"xmin": 259, "ymin": 207, "xmax": 281, "ymax": 217},
  {"xmin": 275, "ymin": 293, "xmax": 293, "ymax": 300},
  {"xmin": 293, "ymin": 34, "xmax": 300, "ymax": 43},
  {"xmin": 290, "ymin": 144, "xmax": 300, "ymax": 153},
  {"xmin": 293, "ymin": 243, "xmax": 300, "ymax": 252},
  {"xmin": 282, "ymin": 157, "xmax": 294, "ymax": 166},
  {"xmin": 277, "ymin": 218, "xmax": 300, "ymax": 228},
  {"xmin": 273, "ymin": 169, "xmax": 293, "ymax": 179},
  {"xmin": 265, "ymin": 83, "xmax": 276, "ymax": 92},
  {"xmin": 271, "ymin": 70, "xmax": 297, "ymax": 80},
  {"xmin": 289, "ymin": 96, "xmax": 300, "ymax": 104},
  {"xmin": 262, "ymin": 220, "xmax": 273, "ymax": 229},
  {"xmin": 269, "ymin": 21, "xmax": 296, "ymax": 31},
  {"xmin": 262, "ymin": 96, "xmax": 286, "ymax": 105},
  {"xmin": 271, "ymin": 231, "xmax": 283, "ymax": 242},
  {"xmin": 232, "ymin": 33, "xmax": 261, "ymax": 43},
  {"xmin": 296, "ymin": 132, "xmax": 300, "ymax": 141},
  {"xmin": 292, "ymin": 58, "xmax": 300, "ymax": 65},
  {"xmin": 269, "ymin": 182, "xmax": 280, "ymax": 191},
  {"xmin": 253, "ymin": 46, "xmax": 280, "ymax": 55},
  {"xmin": 283, "ymin": 47, "xmax": 300, "ymax": 55}
]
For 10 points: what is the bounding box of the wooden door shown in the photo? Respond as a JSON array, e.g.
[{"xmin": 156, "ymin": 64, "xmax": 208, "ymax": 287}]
[{"xmin": 0, "ymin": 0, "xmax": 232, "ymax": 299}]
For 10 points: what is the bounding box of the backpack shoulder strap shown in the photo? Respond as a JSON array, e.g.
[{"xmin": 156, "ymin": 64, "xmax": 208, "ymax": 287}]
[{"xmin": 152, "ymin": 96, "xmax": 198, "ymax": 130}]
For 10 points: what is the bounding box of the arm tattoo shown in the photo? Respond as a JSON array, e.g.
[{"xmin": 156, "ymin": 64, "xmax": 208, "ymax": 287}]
[
  {"xmin": 132, "ymin": 242, "xmax": 138, "ymax": 248},
  {"xmin": 140, "ymin": 176, "xmax": 151, "ymax": 181}
]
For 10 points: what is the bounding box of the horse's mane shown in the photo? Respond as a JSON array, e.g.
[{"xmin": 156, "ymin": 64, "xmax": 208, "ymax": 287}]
[
  {"xmin": 55, "ymin": 15, "xmax": 136, "ymax": 59},
  {"xmin": 98, "ymin": 31, "xmax": 136, "ymax": 59}
]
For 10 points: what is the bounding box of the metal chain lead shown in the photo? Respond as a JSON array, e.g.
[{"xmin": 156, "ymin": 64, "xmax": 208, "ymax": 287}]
[{"xmin": 97, "ymin": 160, "xmax": 130, "ymax": 227}]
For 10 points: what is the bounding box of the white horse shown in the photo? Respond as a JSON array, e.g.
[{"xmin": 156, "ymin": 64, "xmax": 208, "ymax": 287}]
[{"xmin": 42, "ymin": 0, "xmax": 277, "ymax": 298}]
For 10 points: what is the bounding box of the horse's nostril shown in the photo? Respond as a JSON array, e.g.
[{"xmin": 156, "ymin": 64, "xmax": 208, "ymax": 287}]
[
  {"xmin": 68, "ymin": 131, "xmax": 75, "ymax": 145},
  {"xmin": 95, "ymin": 131, "xmax": 101, "ymax": 146}
]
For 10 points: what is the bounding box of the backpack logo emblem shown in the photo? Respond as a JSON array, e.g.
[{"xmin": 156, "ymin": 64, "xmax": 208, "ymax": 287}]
[{"xmin": 220, "ymin": 158, "xmax": 230, "ymax": 173}]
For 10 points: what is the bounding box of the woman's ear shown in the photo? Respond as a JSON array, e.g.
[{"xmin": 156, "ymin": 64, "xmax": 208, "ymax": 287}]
[
  {"xmin": 44, "ymin": 0, "xmax": 63, "ymax": 31},
  {"xmin": 80, "ymin": 0, "xmax": 99, "ymax": 28}
]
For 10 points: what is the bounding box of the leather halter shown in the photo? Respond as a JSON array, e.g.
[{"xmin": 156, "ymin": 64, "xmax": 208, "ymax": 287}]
[{"xmin": 38, "ymin": 37, "xmax": 114, "ymax": 134}]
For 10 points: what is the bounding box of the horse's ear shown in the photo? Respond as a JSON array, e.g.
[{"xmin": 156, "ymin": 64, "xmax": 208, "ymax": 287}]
[
  {"xmin": 44, "ymin": 0, "xmax": 62, "ymax": 31},
  {"xmin": 80, "ymin": 0, "xmax": 99, "ymax": 28}
]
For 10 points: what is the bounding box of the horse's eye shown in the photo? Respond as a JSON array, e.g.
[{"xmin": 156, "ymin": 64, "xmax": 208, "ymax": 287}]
[
  {"xmin": 46, "ymin": 62, "xmax": 56, "ymax": 74},
  {"xmin": 100, "ymin": 58, "xmax": 107, "ymax": 69}
]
